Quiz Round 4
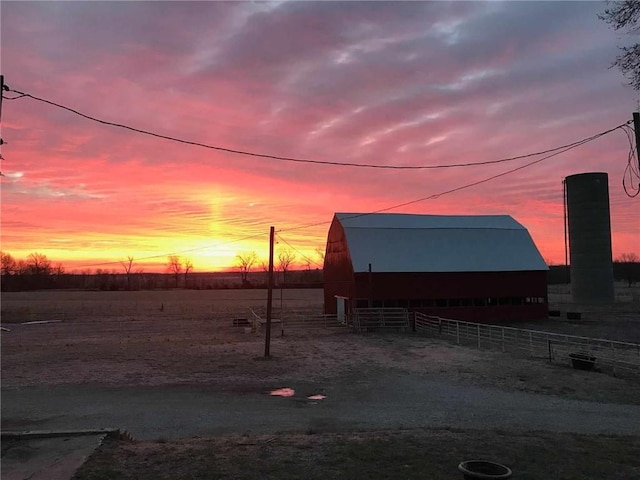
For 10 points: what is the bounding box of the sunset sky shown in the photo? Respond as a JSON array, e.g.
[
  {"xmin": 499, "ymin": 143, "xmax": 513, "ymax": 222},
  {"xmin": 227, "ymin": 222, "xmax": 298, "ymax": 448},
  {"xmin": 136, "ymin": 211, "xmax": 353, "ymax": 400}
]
[{"xmin": 1, "ymin": 1, "xmax": 638, "ymax": 273}]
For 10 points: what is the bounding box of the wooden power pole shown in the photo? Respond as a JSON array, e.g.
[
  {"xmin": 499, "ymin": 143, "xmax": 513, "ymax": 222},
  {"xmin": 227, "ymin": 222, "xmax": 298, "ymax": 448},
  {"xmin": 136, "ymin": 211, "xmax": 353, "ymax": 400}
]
[
  {"xmin": 0, "ymin": 75, "xmax": 4, "ymax": 123},
  {"xmin": 264, "ymin": 226, "xmax": 275, "ymax": 357},
  {"xmin": 633, "ymin": 112, "xmax": 640, "ymax": 172}
]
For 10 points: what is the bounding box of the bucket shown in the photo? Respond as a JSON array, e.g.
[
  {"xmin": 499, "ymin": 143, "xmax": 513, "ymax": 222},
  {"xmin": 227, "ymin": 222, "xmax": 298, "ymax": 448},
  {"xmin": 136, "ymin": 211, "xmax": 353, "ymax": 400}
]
[{"xmin": 458, "ymin": 460, "xmax": 512, "ymax": 479}]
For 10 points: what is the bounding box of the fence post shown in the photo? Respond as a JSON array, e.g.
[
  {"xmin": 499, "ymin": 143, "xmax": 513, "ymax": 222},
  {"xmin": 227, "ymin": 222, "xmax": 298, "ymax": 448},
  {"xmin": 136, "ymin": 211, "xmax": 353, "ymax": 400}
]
[
  {"xmin": 548, "ymin": 340, "xmax": 552, "ymax": 362},
  {"xmin": 456, "ymin": 321, "xmax": 460, "ymax": 344},
  {"xmin": 611, "ymin": 341, "xmax": 616, "ymax": 376},
  {"xmin": 529, "ymin": 331, "xmax": 533, "ymax": 357}
]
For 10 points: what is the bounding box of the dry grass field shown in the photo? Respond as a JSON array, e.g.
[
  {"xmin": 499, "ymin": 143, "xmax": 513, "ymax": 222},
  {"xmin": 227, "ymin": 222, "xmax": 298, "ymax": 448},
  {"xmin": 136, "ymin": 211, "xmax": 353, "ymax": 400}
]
[
  {"xmin": 2, "ymin": 287, "xmax": 640, "ymax": 479},
  {"xmin": 1, "ymin": 287, "xmax": 639, "ymax": 402},
  {"xmin": 0, "ymin": 288, "xmax": 323, "ymax": 323}
]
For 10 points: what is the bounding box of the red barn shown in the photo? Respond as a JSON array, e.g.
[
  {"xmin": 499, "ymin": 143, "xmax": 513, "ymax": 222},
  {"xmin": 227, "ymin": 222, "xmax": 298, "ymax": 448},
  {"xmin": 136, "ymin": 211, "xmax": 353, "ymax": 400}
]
[{"xmin": 324, "ymin": 213, "xmax": 548, "ymax": 322}]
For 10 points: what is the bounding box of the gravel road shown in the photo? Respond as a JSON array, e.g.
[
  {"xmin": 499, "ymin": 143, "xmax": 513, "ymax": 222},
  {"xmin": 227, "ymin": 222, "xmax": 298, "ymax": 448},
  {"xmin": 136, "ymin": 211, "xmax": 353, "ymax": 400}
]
[{"xmin": 3, "ymin": 372, "xmax": 639, "ymax": 440}]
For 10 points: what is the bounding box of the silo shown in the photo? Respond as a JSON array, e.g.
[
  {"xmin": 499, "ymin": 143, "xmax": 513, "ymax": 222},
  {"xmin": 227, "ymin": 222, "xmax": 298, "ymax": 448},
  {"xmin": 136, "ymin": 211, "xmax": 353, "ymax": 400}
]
[{"xmin": 565, "ymin": 172, "xmax": 614, "ymax": 304}]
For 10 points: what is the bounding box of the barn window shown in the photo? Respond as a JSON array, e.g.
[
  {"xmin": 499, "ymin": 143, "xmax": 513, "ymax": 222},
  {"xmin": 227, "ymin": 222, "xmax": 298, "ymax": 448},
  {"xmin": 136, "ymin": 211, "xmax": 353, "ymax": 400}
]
[
  {"xmin": 487, "ymin": 297, "xmax": 498, "ymax": 306},
  {"xmin": 525, "ymin": 297, "xmax": 544, "ymax": 304}
]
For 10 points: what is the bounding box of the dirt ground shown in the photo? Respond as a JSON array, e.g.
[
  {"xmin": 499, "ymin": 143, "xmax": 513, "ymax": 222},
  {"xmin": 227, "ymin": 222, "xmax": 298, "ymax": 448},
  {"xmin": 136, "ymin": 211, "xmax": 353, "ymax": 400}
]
[
  {"xmin": 3, "ymin": 287, "xmax": 640, "ymax": 479},
  {"xmin": 2, "ymin": 288, "xmax": 639, "ymax": 405}
]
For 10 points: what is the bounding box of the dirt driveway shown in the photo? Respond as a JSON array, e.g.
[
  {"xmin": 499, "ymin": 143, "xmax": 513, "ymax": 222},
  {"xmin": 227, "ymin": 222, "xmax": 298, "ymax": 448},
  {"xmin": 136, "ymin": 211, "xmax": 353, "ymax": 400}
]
[
  {"xmin": 3, "ymin": 323, "xmax": 640, "ymax": 440},
  {"xmin": 2, "ymin": 289, "xmax": 640, "ymax": 441}
]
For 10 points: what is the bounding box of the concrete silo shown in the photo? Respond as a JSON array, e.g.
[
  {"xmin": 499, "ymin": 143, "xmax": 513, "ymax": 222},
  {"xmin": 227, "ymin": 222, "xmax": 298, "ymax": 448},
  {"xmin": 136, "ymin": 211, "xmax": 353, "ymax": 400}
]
[{"xmin": 565, "ymin": 172, "xmax": 614, "ymax": 304}]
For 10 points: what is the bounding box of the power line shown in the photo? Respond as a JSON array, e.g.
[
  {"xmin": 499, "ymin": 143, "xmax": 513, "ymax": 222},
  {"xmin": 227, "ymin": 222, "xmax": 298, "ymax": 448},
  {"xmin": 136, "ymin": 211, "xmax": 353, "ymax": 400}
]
[
  {"xmin": 275, "ymin": 232, "xmax": 324, "ymax": 269},
  {"xmin": 73, "ymin": 231, "xmax": 268, "ymax": 270},
  {"xmin": 620, "ymin": 124, "xmax": 640, "ymax": 198},
  {"xmin": 2, "ymin": 81, "xmax": 633, "ymax": 267},
  {"xmin": 3, "ymin": 85, "xmax": 628, "ymax": 170},
  {"xmin": 279, "ymin": 121, "xmax": 631, "ymax": 234}
]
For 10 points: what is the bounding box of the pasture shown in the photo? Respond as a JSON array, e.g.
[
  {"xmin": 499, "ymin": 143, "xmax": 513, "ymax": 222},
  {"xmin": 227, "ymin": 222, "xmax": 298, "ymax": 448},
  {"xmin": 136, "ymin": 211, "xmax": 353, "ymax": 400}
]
[
  {"xmin": 2, "ymin": 286, "xmax": 640, "ymax": 480},
  {"xmin": 1, "ymin": 286, "xmax": 639, "ymax": 402}
]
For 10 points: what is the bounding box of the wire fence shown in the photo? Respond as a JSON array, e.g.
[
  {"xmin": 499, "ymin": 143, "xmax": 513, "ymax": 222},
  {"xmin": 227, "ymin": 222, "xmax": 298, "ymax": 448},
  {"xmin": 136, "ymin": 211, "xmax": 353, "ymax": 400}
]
[
  {"xmin": 281, "ymin": 314, "xmax": 344, "ymax": 334},
  {"xmin": 414, "ymin": 312, "xmax": 640, "ymax": 375},
  {"xmin": 352, "ymin": 308, "xmax": 411, "ymax": 333}
]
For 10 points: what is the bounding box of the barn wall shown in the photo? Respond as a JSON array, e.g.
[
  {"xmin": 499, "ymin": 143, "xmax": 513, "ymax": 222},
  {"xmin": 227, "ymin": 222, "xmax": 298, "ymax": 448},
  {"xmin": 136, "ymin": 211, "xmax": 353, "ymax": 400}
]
[
  {"xmin": 323, "ymin": 217, "xmax": 356, "ymax": 314},
  {"xmin": 353, "ymin": 271, "xmax": 548, "ymax": 321}
]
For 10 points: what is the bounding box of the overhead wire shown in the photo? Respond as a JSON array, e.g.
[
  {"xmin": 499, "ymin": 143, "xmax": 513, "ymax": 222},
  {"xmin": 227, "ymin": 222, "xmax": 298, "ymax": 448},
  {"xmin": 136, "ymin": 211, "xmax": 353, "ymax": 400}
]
[
  {"xmin": 3, "ymin": 85, "xmax": 629, "ymax": 171},
  {"xmin": 279, "ymin": 122, "xmax": 632, "ymax": 235},
  {"xmin": 275, "ymin": 232, "xmax": 324, "ymax": 269},
  {"xmin": 620, "ymin": 124, "xmax": 640, "ymax": 197},
  {"xmin": 72, "ymin": 230, "xmax": 268, "ymax": 270},
  {"xmin": 2, "ymin": 81, "xmax": 635, "ymax": 268}
]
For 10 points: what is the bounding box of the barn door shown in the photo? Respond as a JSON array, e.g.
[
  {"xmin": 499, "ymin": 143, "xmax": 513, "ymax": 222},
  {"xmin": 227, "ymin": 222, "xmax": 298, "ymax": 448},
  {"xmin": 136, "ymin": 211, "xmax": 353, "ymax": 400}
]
[{"xmin": 336, "ymin": 296, "xmax": 347, "ymax": 325}]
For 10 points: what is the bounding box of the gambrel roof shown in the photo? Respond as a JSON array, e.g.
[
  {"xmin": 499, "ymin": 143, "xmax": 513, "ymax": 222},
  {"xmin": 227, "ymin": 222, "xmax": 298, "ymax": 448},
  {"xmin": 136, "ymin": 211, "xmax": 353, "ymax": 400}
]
[{"xmin": 334, "ymin": 212, "xmax": 548, "ymax": 273}]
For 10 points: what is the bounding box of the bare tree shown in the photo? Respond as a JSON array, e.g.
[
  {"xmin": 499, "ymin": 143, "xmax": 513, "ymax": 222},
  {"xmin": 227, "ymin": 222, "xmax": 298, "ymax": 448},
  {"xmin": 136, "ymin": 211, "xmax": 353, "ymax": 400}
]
[
  {"xmin": 120, "ymin": 255, "xmax": 136, "ymax": 290},
  {"xmin": 277, "ymin": 248, "xmax": 296, "ymax": 287},
  {"xmin": 260, "ymin": 259, "xmax": 269, "ymax": 273},
  {"xmin": 600, "ymin": 1, "xmax": 640, "ymax": 90},
  {"xmin": 1, "ymin": 251, "xmax": 16, "ymax": 275},
  {"xmin": 167, "ymin": 255, "xmax": 182, "ymax": 288},
  {"xmin": 183, "ymin": 258, "xmax": 193, "ymax": 287},
  {"xmin": 235, "ymin": 251, "xmax": 257, "ymax": 285},
  {"xmin": 15, "ymin": 259, "xmax": 28, "ymax": 275},
  {"xmin": 259, "ymin": 259, "xmax": 270, "ymax": 286},
  {"xmin": 27, "ymin": 252, "xmax": 52, "ymax": 276},
  {"xmin": 615, "ymin": 252, "xmax": 640, "ymax": 287},
  {"xmin": 315, "ymin": 246, "xmax": 325, "ymax": 264}
]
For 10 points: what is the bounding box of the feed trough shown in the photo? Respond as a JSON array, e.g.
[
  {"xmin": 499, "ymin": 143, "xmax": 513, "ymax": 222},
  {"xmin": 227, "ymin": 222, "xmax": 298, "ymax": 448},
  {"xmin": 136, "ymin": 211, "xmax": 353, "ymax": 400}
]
[{"xmin": 458, "ymin": 460, "xmax": 512, "ymax": 479}]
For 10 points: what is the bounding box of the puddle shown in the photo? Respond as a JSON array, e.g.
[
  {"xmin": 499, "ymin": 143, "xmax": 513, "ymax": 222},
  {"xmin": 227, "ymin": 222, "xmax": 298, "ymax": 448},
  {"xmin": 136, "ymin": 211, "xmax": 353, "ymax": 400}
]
[
  {"xmin": 269, "ymin": 389, "xmax": 326, "ymax": 400},
  {"xmin": 270, "ymin": 388, "xmax": 295, "ymax": 397}
]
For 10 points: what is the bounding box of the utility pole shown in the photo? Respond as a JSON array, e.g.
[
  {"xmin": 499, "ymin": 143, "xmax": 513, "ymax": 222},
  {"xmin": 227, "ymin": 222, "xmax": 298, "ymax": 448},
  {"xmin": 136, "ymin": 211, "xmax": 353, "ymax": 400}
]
[
  {"xmin": 0, "ymin": 75, "xmax": 4, "ymax": 123},
  {"xmin": 264, "ymin": 226, "xmax": 275, "ymax": 357},
  {"xmin": 368, "ymin": 263, "xmax": 372, "ymax": 307},
  {"xmin": 1, "ymin": 75, "xmax": 5, "ymax": 174},
  {"xmin": 633, "ymin": 112, "xmax": 640, "ymax": 172}
]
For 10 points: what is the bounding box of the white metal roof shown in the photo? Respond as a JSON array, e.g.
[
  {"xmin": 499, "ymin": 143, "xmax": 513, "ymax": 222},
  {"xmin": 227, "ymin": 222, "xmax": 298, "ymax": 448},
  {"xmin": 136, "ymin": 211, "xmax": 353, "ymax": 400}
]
[{"xmin": 334, "ymin": 213, "xmax": 548, "ymax": 273}]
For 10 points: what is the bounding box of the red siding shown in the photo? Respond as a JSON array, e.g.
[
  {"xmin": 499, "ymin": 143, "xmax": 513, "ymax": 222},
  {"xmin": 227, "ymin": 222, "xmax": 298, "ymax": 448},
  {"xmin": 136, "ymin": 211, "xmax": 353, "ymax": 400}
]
[
  {"xmin": 323, "ymin": 215, "xmax": 548, "ymax": 321},
  {"xmin": 323, "ymin": 216, "xmax": 356, "ymax": 314},
  {"xmin": 351, "ymin": 271, "xmax": 547, "ymax": 321},
  {"xmin": 355, "ymin": 271, "xmax": 546, "ymax": 299}
]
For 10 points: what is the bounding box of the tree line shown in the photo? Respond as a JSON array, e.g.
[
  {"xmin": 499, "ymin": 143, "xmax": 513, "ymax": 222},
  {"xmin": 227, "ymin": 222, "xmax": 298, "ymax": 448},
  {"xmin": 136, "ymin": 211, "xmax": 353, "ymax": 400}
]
[
  {"xmin": 0, "ymin": 252, "xmax": 197, "ymax": 291},
  {"xmin": 0, "ymin": 250, "xmax": 325, "ymax": 292},
  {"xmin": 234, "ymin": 246, "xmax": 325, "ymax": 287}
]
